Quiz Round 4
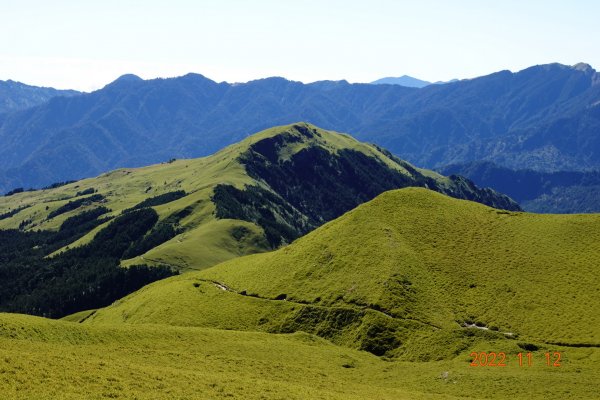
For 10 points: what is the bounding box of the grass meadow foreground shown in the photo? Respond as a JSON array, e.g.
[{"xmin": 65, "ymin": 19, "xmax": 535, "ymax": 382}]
[{"xmin": 1, "ymin": 313, "xmax": 598, "ymax": 399}]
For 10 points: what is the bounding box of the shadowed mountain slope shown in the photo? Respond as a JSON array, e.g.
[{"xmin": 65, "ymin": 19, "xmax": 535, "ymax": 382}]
[
  {"xmin": 440, "ymin": 161, "xmax": 600, "ymax": 213},
  {"xmin": 1, "ymin": 63, "xmax": 599, "ymax": 192}
]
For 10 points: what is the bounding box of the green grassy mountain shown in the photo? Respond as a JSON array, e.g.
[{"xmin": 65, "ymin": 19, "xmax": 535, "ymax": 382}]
[
  {"xmin": 86, "ymin": 188, "xmax": 600, "ymax": 359},
  {"xmin": 0, "ymin": 122, "xmax": 518, "ymax": 261},
  {"xmin": 0, "ymin": 123, "xmax": 518, "ymax": 317},
  {"xmin": 1, "ymin": 187, "xmax": 598, "ymax": 399}
]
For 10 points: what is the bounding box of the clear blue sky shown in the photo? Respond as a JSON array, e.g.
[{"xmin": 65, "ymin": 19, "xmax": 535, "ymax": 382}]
[{"xmin": 1, "ymin": 0, "xmax": 598, "ymax": 91}]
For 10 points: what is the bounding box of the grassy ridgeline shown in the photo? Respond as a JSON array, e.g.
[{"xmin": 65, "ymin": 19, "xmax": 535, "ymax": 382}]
[{"xmin": 88, "ymin": 188, "xmax": 600, "ymax": 356}]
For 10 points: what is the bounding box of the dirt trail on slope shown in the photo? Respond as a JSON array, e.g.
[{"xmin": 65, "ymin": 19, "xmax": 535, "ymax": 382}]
[{"xmin": 200, "ymin": 279, "xmax": 442, "ymax": 330}]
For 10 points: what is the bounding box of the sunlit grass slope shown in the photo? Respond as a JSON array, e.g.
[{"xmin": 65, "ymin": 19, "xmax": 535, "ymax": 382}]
[
  {"xmin": 0, "ymin": 134, "xmax": 255, "ymax": 270},
  {"xmin": 1, "ymin": 313, "xmax": 598, "ymax": 399},
  {"xmin": 88, "ymin": 188, "xmax": 600, "ymax": 356}
]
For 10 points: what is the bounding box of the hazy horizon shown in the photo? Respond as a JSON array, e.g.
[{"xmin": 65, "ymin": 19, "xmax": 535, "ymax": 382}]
[
  {"xmin": 1, "ymin": 0, "xmax": 599, "ymax": 91},
  {"xmin": 4, "ymin": 59, "xmax": 597, "ymax": 94}
]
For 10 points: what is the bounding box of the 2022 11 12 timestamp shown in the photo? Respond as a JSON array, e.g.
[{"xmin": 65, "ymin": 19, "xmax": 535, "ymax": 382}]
[{"xmin": 469, "ymin": 351, "xmax": 562, "ymax": 367}]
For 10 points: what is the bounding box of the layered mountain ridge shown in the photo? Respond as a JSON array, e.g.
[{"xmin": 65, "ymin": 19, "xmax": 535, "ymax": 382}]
[
  {"xmin": 441, "ymin": 161, "xmax": 600, "ymax": 213},
  {"xmin": 1, "ymin": 62, "xmax": 599, "ymax": 193},
  {"xmin": 0, "ymin": 79, "xmax": 80, "ymax": 114}
]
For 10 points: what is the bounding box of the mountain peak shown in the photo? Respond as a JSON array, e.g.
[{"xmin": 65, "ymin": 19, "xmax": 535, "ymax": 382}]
[
  {"xmin": 102, "ymin": 74, "xmax": 144, "ymax": 90},
  {"xmin": 0, "ymin": 80, "xmax": 81, "ymax": 114},
  {"xmin": 103, "ymin": 74, "xmax": 144, "ymax": 89},
  {"xmin": 238, "ymin": 122, "xmax": 335, "ymax": 152},
  {"xmin": 572, "ymin": 62, "xmax": 595, "ymax": 73},
  {"xmin": 115, "ymin": 73, "xmax": 143, "ymax": 82},
  {"xmin": 179, "ymin": 72, "xmax": 215, "ymax": 82},
  {"xmin": 371, "ymin": 75, "xmax": 431, "ymax": 88},
  {"xmin": 308, "ymin": 80, "xmax": 350, "ymax": 90}
]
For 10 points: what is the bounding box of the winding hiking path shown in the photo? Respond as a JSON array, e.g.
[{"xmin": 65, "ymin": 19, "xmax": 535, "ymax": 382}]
[
  {"xmin": 198, "ymin": 278, "xmax": 443, "ymax": 330},
  {"xmin": 200, "ymin": 279, "xmax": 600, "ymax": 348}
]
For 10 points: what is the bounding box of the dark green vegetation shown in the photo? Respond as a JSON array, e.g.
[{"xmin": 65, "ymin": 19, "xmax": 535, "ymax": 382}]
[
  {"xmin": 1, "ymin": 63, "xmax": 599, "ymax": 192},
  {"xmin": 75, "ymin": 186, "xmax": 95, "ymax": 196},
  {"xmin": 441, "ymin": 161, "xmax": 600, "ymax": 213},
  {"xmin": 2, "ymin": 181, "xmax": 79, "ymax": 197},
  {"xmin": 3, "ymin": 187, "xmax": 25, "ymax": 196},
  {"xmin": 51, "ymin": 206, "xmax": 111, "ymax": 242},
  {"xmin": 213, "ymin": 125, "xmax": 518, "ymax": 247},
  {"xmin": 126, "ymin": 190, "xmax": 186, "ymax": 211},
  {"xmin": 121, "ymin": 208, "xmax": 186, "ymax": 259},
  {"xmin": 47, "ymin": 193, "xmax": 104, "ymax": 219},
  {"xmin": 213, "ymin": 184, "xmax": 306, "ymax": 247},
  {"xmin": 0, "ymin": 207, "xmax": 176, "ymax": 318},
  {"xmin": 0, "ymin": 204, "xmax": 30, "ymax": 220}
]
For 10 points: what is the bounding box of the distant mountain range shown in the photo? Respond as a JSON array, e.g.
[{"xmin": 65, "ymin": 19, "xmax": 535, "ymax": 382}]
[
  {"xmin": 370, "ymin": 75, "xmax": 459, "ymax": 87},
  {"xmin": 440, "ymin": 161, "xmax": 600, "ymax": 213},
  {"xmin": 370, "ymin": 75, "xmax": 432, "ymax": 87},
  {"xmin": 0, "ymin": 62, "xmax": 599, "ymax": 194},
  {"xmin": 0, "ymin": 79, "xmax": 80, "ymax": 114}
]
